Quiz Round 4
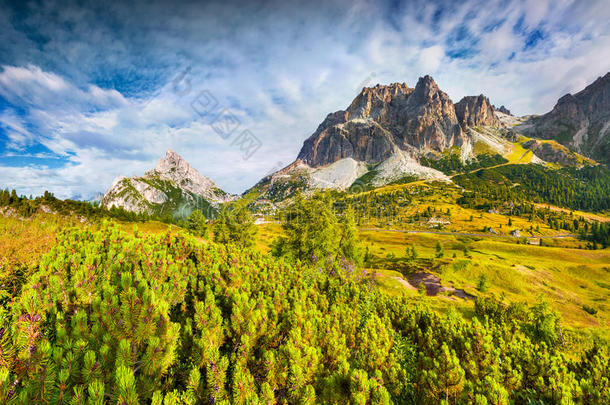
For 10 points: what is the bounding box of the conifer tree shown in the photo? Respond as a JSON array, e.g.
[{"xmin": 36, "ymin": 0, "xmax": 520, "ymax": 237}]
[
  {"xmin": 186, "ymin": 209, "xmax": 207, "ymax": 237},
  {"xmin": 214, "ymin": 201, "xmax": 257, "ymax": 247},
  {"xmin": 436, "ymin": 241, "xmax": 445, "ymax": 258}
]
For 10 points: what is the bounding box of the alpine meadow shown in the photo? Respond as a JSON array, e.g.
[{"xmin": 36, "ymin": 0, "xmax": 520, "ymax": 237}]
[{"xmin": 1, "ymin": 0, "xmax": 610, "ymax": 404}]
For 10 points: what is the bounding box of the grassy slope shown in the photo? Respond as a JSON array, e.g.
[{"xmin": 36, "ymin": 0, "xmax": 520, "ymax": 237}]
[
  {"xmin": 251, "ymin": 134, "xmax": 609, "ymax": 334},
  {"xmin": 256, "ymin": 222, "xmax": 610, "ymax": 339}
]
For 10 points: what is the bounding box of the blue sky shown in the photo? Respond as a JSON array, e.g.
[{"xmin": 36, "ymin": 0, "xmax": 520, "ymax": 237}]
[{"xmin": 0, "ymin": 0, "xmax": 609, "ymax": 198}]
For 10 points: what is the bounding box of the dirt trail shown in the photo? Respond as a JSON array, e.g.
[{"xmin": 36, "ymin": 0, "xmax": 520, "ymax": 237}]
[{"xmin": 389, "ymin": 276, "xmax": 417, "ymax": 291}]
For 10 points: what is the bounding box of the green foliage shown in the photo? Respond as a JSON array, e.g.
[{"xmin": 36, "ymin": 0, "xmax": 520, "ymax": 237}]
[
  {"xmin": 0, "ymin": 189, "xmax": 147, "ymax": 222},
  {"xmin": 185, "ymin": 209, "xmax": 207, "ymax": 237},
  {"xmin": 582, "ymin": 221, "xmax": 610, "ymax": 248},
  {"xmin": 477, "ymin": 274, "xmax": 489, "ymax": 292},
  {"xmin": 528, "ymin": 299, "xmax": 563, "ymax": 347},
  {"xmin": 421, "ymin": 153, "xmax": 508, "ymax": 175},
  {"xmin": 273, "ymin": 193, "xmax": 362, "ymax": 265},
  {"xmin": 435, "ymin": 241, "xmax": 445, "ymax": 258},
  {"xmin": 0, "ymin": 224, "xmax": 608, "ymax": 403},
  {"xmin": 213, "ymin": 201, "xmax": 257, "ymax": 248},
  {"xmin": 418, "ymin": 282, "xmax": 427, "ymax": 296},
  {"xmin": 455, "ymin": 164, "xmax": 610, "ymax": 212},
  {"xmin": 405, "ymin": 245, "xmax": 418, "ymax": 261}
]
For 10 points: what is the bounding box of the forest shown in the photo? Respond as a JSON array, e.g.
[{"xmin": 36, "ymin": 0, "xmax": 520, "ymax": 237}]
[{"xmin": 454, "ymin": 165, "xmax": 610, "ymax": 212}]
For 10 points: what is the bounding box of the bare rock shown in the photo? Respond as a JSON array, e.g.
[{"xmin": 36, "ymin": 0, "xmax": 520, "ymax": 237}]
[
  {"xmin": 297, "ymin": 76, "xmax": 465, "ymax": 168},
  {"xmin": 520, "ymin": 71, "xmax": 610, "ymax": 165},
  {"xmin": 455, "ymin": 95, "xmax": 501, "ymax": 129}
]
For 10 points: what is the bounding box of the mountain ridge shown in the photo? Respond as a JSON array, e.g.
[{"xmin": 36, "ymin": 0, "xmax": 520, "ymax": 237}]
[
  {"xmin": 517, "ymin": 71, "xmax": 610, "ymax": 165},
  {"xmin": 102, "ymin": 73, "xmax": 606, "ymax": 213}
]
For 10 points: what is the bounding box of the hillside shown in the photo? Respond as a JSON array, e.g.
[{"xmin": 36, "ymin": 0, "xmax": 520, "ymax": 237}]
[{"xmin": 2, "ymin": 73, "xmax": 610, "ymax": 405}]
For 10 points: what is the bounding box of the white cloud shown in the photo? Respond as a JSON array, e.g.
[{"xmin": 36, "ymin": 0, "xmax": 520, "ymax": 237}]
[
  {"xmin": 418, "ymin": 46, "xmax": 445, "ymax": 73},
  {"xmin": 0, "ymin": 65, "xmax": 127, "ymax": 110}
]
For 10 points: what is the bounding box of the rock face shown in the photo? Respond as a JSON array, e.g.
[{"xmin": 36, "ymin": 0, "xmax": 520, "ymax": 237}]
[
  {"xmin": 102, "ymin": 150, "xmax": 232, "ymax": 215},
  {"xmin": 297, "ymin": 76, "xmax": 466, "ymax": 167},
  {"xmin": 520, "ymin": 72, "xmax": 610, "ymax": 165},
  {"xmin": 455, "ymin": 95, "xmax": 501, "ymax": 129},
  {"xmin": 494, "ymin": 105, "xmax": 512, "ymax": 115},
  {"xmin": 150, "ymin": 150, "xmax": 221, "ymax": 199}
]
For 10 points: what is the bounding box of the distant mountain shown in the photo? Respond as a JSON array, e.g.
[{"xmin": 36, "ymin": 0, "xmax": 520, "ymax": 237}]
[
  {"xmin": 102, "ymin": 150, "xmax": 233, "ymax": 216},
  {"xmin": 89, "ymin": 192, "xmax": 105, "ymax": 203},
  {"xmin": 518, "ymin": 72, "xmax": 610, "ymax": 165},
  {"xmin": 250, "ymin": 75, "xmax": 512, "ymax": 202},
  {"xmin": 492, "ymin": 105, "xmax": 512, "ymax": 116}
]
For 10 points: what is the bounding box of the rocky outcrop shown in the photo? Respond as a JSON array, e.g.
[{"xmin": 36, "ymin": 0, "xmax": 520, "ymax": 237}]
[
  {"xmin": 519, "ymin": 72, "xmax": 610, "ymax": 165},
  {"xmin": 148, "ymin": 149, "xmax": 224, "ymax": 200},
  {"xmin": 102, "ymin": 149, "xmax": 233, "ymax": 214},
  {"xmin": 521, "ymin": 139, "xmax": 594, "ymax": 167},
  {"xmin": 494, "ymin": 105, "xmax": 512, "ymax": 115},
  {"xmin": 297, "ymin": 76, "xmax": 466, "ymax": 167},
  {"xmin": 455, "ymin": 95, "xmax": 501, "ymax": 129}
]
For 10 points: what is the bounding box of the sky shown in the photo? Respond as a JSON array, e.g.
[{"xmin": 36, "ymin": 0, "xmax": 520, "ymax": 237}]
[{"xmin": 0, "ymin": 0, "xmax": 609, "ymax": 199}]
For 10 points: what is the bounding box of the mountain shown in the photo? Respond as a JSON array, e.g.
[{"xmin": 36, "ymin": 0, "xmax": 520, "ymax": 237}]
[
  {"xmin": 297, "ymin": 76, "xmax": 467, "ymax": 167},
  {"xmin": 518, "ymin": 72, "xmax": 610, "ymax": 165},
  {"xmin": 251, "ymin": 76, "xmax": 514, "ymax": 202},
  {"xmin": 102, "ymin": 150, "xmax": 233, "ymax": 216},
  {"xmin": 520, "ymin": 139, "xmax": 596, "ymax": 166}
]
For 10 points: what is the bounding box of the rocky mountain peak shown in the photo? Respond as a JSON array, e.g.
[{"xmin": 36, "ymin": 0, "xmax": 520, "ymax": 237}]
[
  {"xmin": 102, "ymin": 149, "xmax": 232, "ymax": 214},
  {"xmin": 494, "ymin": 105, "xmax": 512, "ymax": 116},
  {"xmin": 147, "ymin": 149, "xmax": 218, "ymax": 197},
  {"xmin": 154, "ymin": 149, "xmax": 189, "ymax": 173},
  {"xmin": 409, "ymin": 75, "xmax": 441, "ymax": 105},
  {"xmin": 345, "ymin": 82, "xmax": 413, "ymax": 121},
  {"xmin": 296, "ymin": 75, "xmax": 465, "ymax": 168},
  {"xmin": 455, "ymin": 94, "xmax": 501, "ymax": 129}
]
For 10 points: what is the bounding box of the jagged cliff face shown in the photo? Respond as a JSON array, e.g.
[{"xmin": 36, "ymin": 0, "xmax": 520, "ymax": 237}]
[
  {"xmin": 102, "ymin": 150, "xmax": 233, "ymax": 214},
  {"xmin": 520, "ymin": 72, "xmax": 610, "ymax": 165},
  {"xmin": 455, "ymin": 95, "xmax": 501, "ymax": 129},
  {"xmin": 297, "ymin": 76, "xmax": 466, "ymax": 167}
]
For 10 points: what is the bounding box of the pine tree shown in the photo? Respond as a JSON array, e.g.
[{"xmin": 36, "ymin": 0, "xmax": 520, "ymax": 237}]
[
  {"xmin": 478, "ymin": 274, "xmax": 489, "ymax": 292},
  {"xmin": 436, "ymin": 241, "xmax": 444, "ymax": 258},
  {"xmin": 186, "ymin": 209, "xmax": 207, "ymax": 237},
  {"xmin": 337, "ymin": 205, "xmax": 363, "ymax": 265},
  {"xmin": 214, "ymin": 202, "xmax": 257, "ymax": 247}
]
